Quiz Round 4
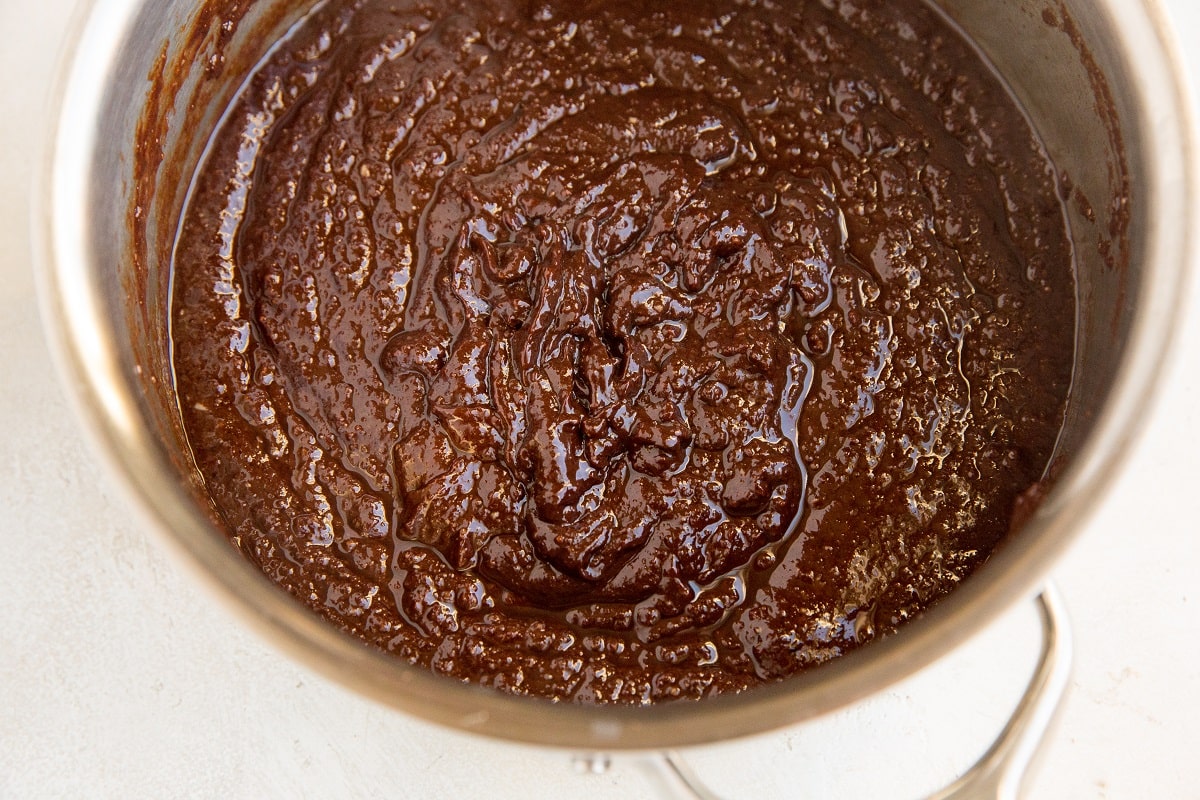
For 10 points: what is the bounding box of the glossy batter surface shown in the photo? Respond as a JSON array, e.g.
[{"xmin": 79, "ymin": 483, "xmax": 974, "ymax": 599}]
[{"xmin": 171, "ymin": 0, "xmax": 1074, "ymax": 702}]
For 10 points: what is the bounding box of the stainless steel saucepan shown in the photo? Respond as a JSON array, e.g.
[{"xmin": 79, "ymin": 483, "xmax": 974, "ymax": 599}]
[{"xmin": 35, "ymin": 0, "xmax": 1194, "ymax": 793}]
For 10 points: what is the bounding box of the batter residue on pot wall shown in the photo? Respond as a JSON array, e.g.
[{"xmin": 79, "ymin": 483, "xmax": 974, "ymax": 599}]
[{"xmin": 170, "ymin": 0, "xmax": 1075, "ymax": 702}]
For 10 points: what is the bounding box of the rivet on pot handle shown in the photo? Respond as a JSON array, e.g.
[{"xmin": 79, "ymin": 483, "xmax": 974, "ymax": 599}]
[{"xmin": 628, "ymin": 584, "xmax": 1073, "ymax": 800}]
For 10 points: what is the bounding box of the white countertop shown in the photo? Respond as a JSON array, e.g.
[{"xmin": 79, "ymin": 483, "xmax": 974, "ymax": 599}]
[{"xmin": 2, "ymin": 2, "xmax": 1197, "ymax": 798}]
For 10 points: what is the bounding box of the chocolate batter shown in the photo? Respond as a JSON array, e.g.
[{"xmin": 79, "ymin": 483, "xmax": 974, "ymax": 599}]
[{"xmin": 171, "ymin": 0, "xmax": 1075, "ymax": 702}]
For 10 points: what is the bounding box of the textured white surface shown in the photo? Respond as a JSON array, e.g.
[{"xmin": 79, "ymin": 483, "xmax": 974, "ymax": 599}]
[{"xmin": 1, "ymin": 2, "xmax": 1197, "ymax": 798}]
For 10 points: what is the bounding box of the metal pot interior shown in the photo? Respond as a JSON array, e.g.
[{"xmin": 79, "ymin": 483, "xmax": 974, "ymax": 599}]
[{"xmin": 43, "ymin": 0, "xmax": 1190, "ymax": 748}]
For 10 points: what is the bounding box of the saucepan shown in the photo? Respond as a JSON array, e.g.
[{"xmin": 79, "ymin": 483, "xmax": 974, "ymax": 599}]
[{"xmin": 35, "ymin": 0, "xmax": 1194, "ymax": 795}]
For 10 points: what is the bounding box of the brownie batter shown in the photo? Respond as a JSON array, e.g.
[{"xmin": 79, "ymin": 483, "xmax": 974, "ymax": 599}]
[{"xmin": 171, "ymin": 0, "xmax": 1075, "ymax": 702}]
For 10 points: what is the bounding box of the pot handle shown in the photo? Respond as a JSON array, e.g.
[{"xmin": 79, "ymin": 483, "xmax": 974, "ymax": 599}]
[
  {"xmin": 632, "ymin": 584, "xmax": 1073, "ymax": 800},
  {"xmin": 924, "ymin": 584, "xmax": 1073, "ymax": 800}
]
